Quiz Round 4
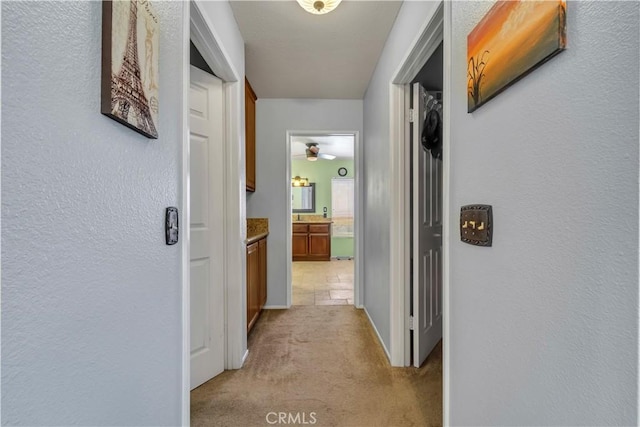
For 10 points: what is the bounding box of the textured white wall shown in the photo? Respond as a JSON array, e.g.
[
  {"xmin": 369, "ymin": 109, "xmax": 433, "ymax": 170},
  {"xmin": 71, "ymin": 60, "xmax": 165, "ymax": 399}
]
[
  {"xmin": 249, "ymin": 99, "xmax": 363, "ymax": 306},
  {"xmin": 2, "ymin": 2, "xmax": 184, "ymax": 424},
  {"xmin": 448, "ymin": 1, "xmax": 639, "ymax": 424},
  {"xmin": 362, "ymin": 1, "xmax": 441, "ymax": 352}
]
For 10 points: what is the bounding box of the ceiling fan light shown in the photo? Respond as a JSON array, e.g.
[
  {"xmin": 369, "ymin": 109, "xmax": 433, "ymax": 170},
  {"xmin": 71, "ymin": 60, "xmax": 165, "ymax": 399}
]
[
  {"xmin": 296, "ymin": 0, "xmax": 342, "ymax": 15},
  {"xmin": 307, "ymin": 156, "xmax": 318, "ymax": 162}
]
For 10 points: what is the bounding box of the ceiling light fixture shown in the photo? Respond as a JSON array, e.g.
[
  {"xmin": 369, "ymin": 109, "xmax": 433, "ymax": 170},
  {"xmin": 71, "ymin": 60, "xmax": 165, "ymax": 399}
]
[
  {"xmin": 305, "ymin": 147, "xmax": 318, "ymax": 161},
  {"xmin": 296, "ymin": 0, "xmax": 342, "ymax": 15}
]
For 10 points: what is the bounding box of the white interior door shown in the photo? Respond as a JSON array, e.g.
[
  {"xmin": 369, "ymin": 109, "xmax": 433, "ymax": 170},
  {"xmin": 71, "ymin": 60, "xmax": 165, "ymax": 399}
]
[
  {"xmin": 190, "ymin": 66, "xmax": 225, "ymax": 389},
  {"xmin": 412, "ymin": 82, "xmax": 443, "ymax": 367}
]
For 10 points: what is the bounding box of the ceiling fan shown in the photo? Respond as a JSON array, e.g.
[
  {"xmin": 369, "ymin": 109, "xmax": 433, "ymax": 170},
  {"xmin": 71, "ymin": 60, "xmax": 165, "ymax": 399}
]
[{"xmin": 296, "ymin": 142, "xmax": 337, "ymax": 162}]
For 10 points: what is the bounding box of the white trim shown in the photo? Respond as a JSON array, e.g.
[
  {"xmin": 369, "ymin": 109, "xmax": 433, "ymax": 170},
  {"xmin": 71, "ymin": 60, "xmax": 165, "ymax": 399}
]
[
  {"xmin": 403, "ymin": 84, "xmax": 413, "ymax": 368},
  {"xmin": 189, "ymin": 0, "xmax": 236, "ymax": 82},
  {"xmin": 262, "ymin": 305, "xmax": 290, "ymax": 310},
  {"xmin": 392, "ymin": 3, "xmax": 444, "ymax": 85},
  {"xmin": 389, "ymin": 83, "xmax": 408, "ymax": 367},
  {"xmin": 354, "ymin": 130, "xmax": 364, "ymax": 309},
  {"xmin": 364, "ymin": 307, "xmax": 391, "ymax": 361},
  {"xmin": 285, "ymin": 131, "xmax": 294, "ymax": 309},
  {"xmin": 442, "ymin": 1, "xmax": 452, "ymax": 424},
  {"xmin": 180, "ymin": 1, "xmax": 190, "ymax": 424},
  {"xmin": 286, "ymin": 131, "xmax": 363, "ymax": 309},
  {"xmin": 222, "ymin": 80, "xmax": 246, "ymax": 371},
  {"xmin": 242, "ymin": 349, "xmax": 249, "ymax": 365}
]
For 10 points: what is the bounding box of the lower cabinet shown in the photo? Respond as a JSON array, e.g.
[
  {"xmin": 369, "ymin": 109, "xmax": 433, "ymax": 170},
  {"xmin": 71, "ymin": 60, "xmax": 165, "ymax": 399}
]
[
  {"xmin": 292, "ymin": 222, "xmax": 331, "ymax": 261},
  {"xmin": 247, "ymin": 236, "xmax": 267, "ymax": 332}
]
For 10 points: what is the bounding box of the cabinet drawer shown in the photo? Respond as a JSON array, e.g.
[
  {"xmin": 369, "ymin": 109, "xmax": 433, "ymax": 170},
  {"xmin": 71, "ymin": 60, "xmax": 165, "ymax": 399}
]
[
  {"xmin": 292, "ymin": 223, "xmax": 308, "ymax": 233},
  {"xmin": 309, "ymin": 223, "xmax": 330, "ymax": 234}
]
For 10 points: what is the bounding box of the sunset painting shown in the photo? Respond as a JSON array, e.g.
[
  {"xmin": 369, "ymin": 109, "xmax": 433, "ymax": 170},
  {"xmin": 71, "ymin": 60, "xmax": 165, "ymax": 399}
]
[{"xmin": 467, "ymin": 0, "xmax": 566, "ymax": 112}]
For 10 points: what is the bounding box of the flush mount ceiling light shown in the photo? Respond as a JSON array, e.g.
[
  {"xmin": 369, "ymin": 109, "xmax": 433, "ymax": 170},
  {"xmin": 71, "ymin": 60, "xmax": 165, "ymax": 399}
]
[{"xmin": 296, "ymin": 0, "xmax": 342, "ymax": 15}]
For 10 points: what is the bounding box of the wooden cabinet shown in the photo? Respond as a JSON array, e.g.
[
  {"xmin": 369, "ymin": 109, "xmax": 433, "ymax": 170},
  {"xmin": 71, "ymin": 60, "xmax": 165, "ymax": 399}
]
[
  {"xmin": 245, "ymin": 78, "xmax": 257, "ymax": 192},
  {"xmin": 292, "ymin": 222, "xmax": 331, "ymax": 261},
  {"xmin": 259, "ymin": 238, "xmax": 267, "ymax": 307},
  {"xmin": 247, "ymin": 236, "xmax": 267, "ymax": 332},
  {"xmin": 292, "ymin": 223, "xmax": 309, "ymax": 257}
]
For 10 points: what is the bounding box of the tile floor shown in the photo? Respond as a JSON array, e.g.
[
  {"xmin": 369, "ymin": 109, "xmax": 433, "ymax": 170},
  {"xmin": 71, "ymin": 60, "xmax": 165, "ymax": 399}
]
[{"xmin": 292, "ymin": 259, "xmax": 354, "ymax": 305}]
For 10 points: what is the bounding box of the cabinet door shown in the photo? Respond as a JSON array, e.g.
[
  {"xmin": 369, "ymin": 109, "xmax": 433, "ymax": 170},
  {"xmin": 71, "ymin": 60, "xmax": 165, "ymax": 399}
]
[
  {"xmin": 309, "ymin": 233, "xmax": 330, "ymax": 257},
  {"xmin": 292, "ymin": 233, "xmax": 309, "ymax": 257},
  {"xmin": 259, "ymin": 238, "xmax": 267, "ymax": 307},
  {"xmin": 245, "ymin": 78, "xmax": 257, "ymax": 192},
  {"xmin": 246, "ymin": 242, "xmax": 260, "ymax": 331}
]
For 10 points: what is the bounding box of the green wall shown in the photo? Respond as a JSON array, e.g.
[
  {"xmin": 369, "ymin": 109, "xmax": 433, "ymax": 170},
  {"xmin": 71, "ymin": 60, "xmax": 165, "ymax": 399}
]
[{"xmin": 292, "ymin": 159, "xmax": 354, "ymax": 258}]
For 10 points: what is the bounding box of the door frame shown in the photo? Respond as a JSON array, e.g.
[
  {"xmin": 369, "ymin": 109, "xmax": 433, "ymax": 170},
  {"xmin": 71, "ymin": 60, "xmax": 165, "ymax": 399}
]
[
  {"xmin": 182, "ymin": 1, "xmax": 246, "ymax": 424},
  {"xmin": 388, "ymin": 0, "xmax": 451, "ymax": 423},
  {"xmin": 286, "ymin": 131, "xmax": 363, "ymax": 309}
]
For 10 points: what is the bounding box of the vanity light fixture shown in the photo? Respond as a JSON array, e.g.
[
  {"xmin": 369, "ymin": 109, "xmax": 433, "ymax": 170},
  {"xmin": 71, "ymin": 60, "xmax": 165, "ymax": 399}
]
[
  {"xmin": 292, "ymin": 176, "xmax": 310, "ymax": 187},
  {"xmin": 296, "ymin": 0, "xmax": 342, "ymax": 15}
]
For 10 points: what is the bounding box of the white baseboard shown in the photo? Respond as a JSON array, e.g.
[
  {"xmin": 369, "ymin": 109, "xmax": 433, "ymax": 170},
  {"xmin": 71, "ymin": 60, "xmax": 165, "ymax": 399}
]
[
  {"xmin": 262, "ymin": 305, "xmax": 290, "ymax": 309},
  {"xmin": 363, "ymin": 307, "xmax": 391, "ymax": 362},
  {"xmin": 241, "ymin": 349, "xmax": 249, "ymax": 365}
]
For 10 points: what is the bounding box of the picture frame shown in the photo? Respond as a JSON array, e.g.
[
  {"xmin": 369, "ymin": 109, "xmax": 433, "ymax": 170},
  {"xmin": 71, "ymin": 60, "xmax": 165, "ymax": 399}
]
[
  {"xmin": 467, "ymin": 0, "xmax": 567, "ymax": 113},
  {"xmin": 101, "ymin": 0, "xmax": 159, "ymax": 138}
]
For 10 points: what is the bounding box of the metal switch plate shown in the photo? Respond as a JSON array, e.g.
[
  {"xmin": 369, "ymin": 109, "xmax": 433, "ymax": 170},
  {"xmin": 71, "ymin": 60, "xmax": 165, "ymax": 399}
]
[
  {"xmin": 165, "ymin": 207, "xmax": 179, "ymax": 245},
  {"xmin": 460, "ymin": 204, "xmax": 492, "ymax": 246}
]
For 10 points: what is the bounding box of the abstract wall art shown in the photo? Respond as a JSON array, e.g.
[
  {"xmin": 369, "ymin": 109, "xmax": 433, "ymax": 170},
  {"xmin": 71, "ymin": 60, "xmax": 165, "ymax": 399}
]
[
  {"xmin": 102, "ymin": 0, "xmax": 159, "ymax": 138},
  {"xmin": 467, "ymin": 0, "xmax": 567, "ymax": 113}
]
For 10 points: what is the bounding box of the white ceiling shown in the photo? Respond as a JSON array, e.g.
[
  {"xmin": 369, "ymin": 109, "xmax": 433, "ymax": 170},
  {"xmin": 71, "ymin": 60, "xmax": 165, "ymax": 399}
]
[
  {"xmin": 291, "ymin": 134, "xmax": 355, "ymax": 160},
  {"xmin": 229, "ymin": 1, "xmax": 403, "ymax": 99}
]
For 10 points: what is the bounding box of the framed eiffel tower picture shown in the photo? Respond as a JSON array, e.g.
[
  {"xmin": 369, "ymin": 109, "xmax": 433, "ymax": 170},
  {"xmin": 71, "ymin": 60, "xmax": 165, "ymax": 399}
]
[{"xmin": 102, "ymin": 0, "xmax": 159, "ymax": 139}]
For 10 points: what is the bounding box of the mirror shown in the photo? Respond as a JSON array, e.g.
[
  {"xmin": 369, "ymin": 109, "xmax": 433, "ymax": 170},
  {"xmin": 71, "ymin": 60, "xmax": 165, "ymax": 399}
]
[{"xmin": 292, "ymin": 183, "xmax": 315, "ymax": 213}]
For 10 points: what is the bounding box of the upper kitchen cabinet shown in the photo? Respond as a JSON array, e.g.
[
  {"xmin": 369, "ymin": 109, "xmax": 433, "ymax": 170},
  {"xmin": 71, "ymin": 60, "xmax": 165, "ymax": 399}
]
[{"xmin": 245, "ymin": 78, "xmax": 257, "ymax": 192}]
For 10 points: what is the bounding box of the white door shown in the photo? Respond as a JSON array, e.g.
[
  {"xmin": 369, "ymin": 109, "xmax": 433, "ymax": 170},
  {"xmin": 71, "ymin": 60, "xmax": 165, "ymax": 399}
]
[
  {"xmin": 412, "ymin": 82, "xmax": 443, "ymax": 367},
  {"xmin": 190, "ymin": 66, "xmax": 225, "ymax": 389}
]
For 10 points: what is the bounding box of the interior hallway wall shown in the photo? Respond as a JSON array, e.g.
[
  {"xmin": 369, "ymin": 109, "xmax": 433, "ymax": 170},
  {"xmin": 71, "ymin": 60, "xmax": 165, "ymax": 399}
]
[
  {"xmin": 448, "ymin": 1, "xmax": 639, "ymax": 424},
  {"xmin": 248, "ymin": 99, "xmax": 363, "ymax": 306},
  {"xmin": 2, "ymin": 1, "xmax": 185, "ymax": 424}
]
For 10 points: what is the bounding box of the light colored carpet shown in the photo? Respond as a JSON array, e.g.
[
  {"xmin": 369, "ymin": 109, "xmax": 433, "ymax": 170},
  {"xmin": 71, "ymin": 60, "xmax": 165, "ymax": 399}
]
[{"xmin": 191, "ymin": 306, "xmax": 442, "ymax": 427}]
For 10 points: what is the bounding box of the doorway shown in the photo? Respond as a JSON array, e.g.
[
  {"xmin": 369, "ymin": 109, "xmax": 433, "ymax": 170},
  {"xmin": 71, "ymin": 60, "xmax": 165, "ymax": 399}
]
[
  {"xmin": 183, "ymin": 2, "xmax": 246, "ymax": 423},
  {"xmin": 388, "ymin": 0, "xmax": 450, "ymax": 420},
  {"xmin": 286, "ymin": 132, "xmax": 363, "ymax": 309}
]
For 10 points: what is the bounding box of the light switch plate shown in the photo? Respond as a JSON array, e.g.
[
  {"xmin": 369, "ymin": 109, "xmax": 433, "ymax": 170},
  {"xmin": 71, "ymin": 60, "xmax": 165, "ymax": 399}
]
[
  {"xmin": 165, "ymin": 207, "xmax": 179, "ymax": 245},
  {"xmin": 460, "ymin": 204, "xmax": 492, "ymax": 246}
]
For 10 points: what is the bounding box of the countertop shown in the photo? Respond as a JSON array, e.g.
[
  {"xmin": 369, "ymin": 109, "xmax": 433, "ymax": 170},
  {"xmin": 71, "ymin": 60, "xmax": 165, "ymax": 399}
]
[
  {"xmin": 292, "ymin": 215, "xmax": 333, "ymax": 223},
  {"xmin": 246, "ymin": 218, "xmax": 269, "ymax": 244},
  {"xmin": 246, "ymin": 231, "xmax": 269, "ymax": 245}
]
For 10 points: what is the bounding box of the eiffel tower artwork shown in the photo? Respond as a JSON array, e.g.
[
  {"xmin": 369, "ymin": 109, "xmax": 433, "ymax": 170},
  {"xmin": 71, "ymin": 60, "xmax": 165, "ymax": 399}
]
[{"xmin": 102, "ymin": 0, "xmax": 159, "ymax": 138}]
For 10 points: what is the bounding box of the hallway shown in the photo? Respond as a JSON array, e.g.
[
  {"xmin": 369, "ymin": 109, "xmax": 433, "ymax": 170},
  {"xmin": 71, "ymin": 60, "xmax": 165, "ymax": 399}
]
[{"xmin": 191, "ymin": 305, "xmax": 442, "ymax": 426}]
